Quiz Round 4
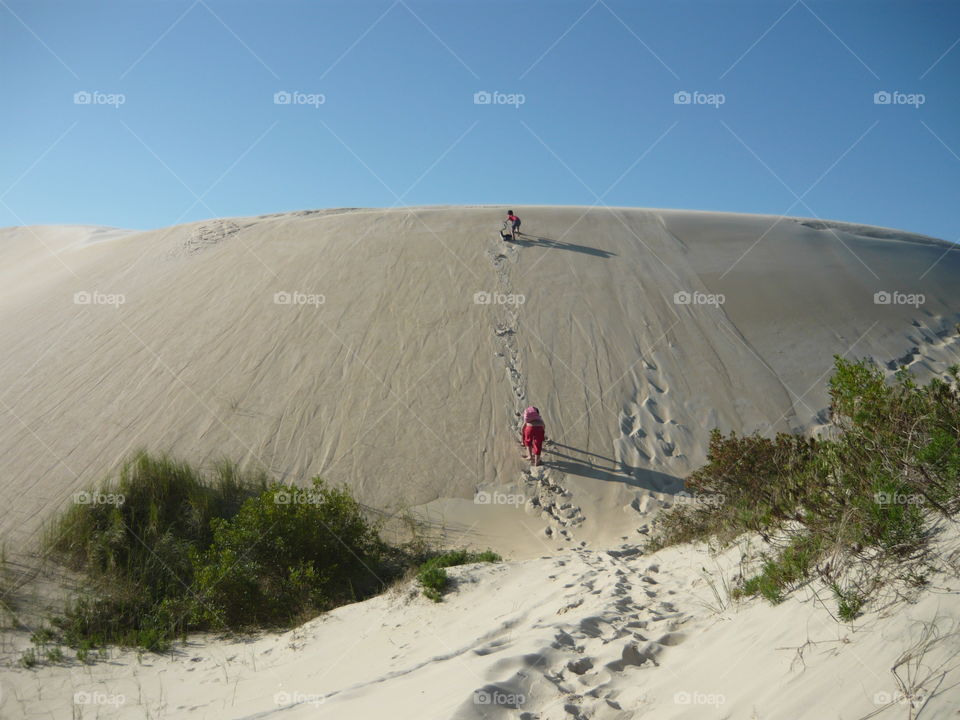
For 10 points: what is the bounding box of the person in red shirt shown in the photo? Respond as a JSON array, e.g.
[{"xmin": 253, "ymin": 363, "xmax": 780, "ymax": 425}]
[
  {"xmin": 521, "ymin": 406, "xmax": 546, "ymax": 467},
  {"xmin": 506, "ymin": 210, "xmax": 521, "ymax": 240}
]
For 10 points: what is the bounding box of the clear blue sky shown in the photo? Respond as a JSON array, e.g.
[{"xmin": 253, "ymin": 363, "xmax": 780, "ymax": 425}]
[{"xmin": 2, "ymin": 0, "xmax": 958, "ymax": 240}]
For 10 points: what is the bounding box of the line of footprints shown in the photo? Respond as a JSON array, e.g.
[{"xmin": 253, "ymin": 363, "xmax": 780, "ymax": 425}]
[
  {"xmin": 521, "ymin": 467, "xmax": 586, "ymax": 541},
  {"xmin": 465, "ymin": 549, "xmax": 692, "ymax": 719}
]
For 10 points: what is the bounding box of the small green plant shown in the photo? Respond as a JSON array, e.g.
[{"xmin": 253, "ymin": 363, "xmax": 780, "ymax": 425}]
[
  {"xmin": 45, "ymin": 646, "xmax": 65, "ymax": 663},
  {"xmin": 832, "ymin": 584, "xmax": 866, "ymax": 622},
  {"xmin": 30, "ymin": 627, "xmax": 56, "ymax": 645},
  {"xmin": 418, "ymin": 566, "xmax": 447, "ymax": 602},
  {"xmin": 19, "ymin": 648, "xmax": 38, "ymax": 668},
  {"xmin": 415, "ymin": 550, "xmax": 501, "ymax": 602},
  {"xmin": 75, "ymin": 640, "xmax": 93, "ymax": 664}
]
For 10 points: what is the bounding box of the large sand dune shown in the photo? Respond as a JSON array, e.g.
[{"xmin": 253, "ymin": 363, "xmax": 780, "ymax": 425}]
[
  {"xmin": 1, "ymin": 207, "xmax": 959, "ymax": 559},
  {"xmin": 3, "ymin": 206, "xmax": 960, "ymax": 718}
]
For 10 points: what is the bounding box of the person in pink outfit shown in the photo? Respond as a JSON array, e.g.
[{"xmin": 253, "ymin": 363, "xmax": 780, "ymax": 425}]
[{"xmin": 521, "ymin": 406, "xmax": 546, "ymax": 466}]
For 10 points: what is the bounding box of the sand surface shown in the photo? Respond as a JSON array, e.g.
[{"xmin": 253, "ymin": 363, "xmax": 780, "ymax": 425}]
[{"xmin": 1, "ymin": 207, "xmax": 959, "ymax": 717}]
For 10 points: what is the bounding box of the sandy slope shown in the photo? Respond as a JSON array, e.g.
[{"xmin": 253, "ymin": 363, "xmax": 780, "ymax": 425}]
[
  {"xmin": 4, "ymin": 530, "xmax": 959, "ymax": 719},
  {"xmin": 2, "ymin": 206, "xmax": 960, "ymax": 717},
  {"xmin": 2, "ymin": 207, "xmax": 958, "ymax": 561}
]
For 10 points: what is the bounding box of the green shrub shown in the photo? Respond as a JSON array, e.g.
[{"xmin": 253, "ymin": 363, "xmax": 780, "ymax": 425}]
[
  {"xmin": 44, "ymin": 452, "xmax": 503, "ymax": 652},
  {"xmin": 19, "ymin": 648, "xmax": 37, "ymax": 668},
  {"xmin": 415, "ymin": 550, "xmax": 501, "ymax": 602},
  {"xmin": 44, "ymin": 453, "xmax": 401, "ymax": 649},
  {"xmin": 190, "ymin": 479, "xmax": 387, "ymax": 628},
  {"xmin": 418, "ymin": 566, "xmax": 447, "ymax": 602},
  {"xmin": 651, "ymin": 357, "xmax": 960, "ymax": 618},
  {"xmin": 737, "ymin": 534, "xmax": 822, "ymax": 604},
  {"xmin": 832, "ymin": 584, "xmax": 866, "ymax": 622}
]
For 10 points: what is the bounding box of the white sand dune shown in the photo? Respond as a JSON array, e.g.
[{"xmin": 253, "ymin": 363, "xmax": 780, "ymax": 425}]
[
  {"xmin": 1, "ymin": 207, "xmax": 957, "ymax": 556},
  {"xmin": 2, "ymin": 207, "xmax": 960, "ymax": 717}
]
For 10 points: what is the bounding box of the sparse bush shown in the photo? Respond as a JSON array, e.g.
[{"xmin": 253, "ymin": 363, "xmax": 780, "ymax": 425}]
[
  {"xmin": 832, "ymin": 583, "xmax": 866, "ymax": 622},
  {"xmin": 19, "ymin": 648, "xmax": 38, "ymax": 668},
  {"xmin": 651, "ymin": 358, "xmax": 960, "ymax": 619},
  {"xmin": 42, "ymin": 452, "xmax": 452, "ymax": 653},
  {"xmin": 190, "ymin": 478, "xmax": 387, "ymax": 628},
  {"xmin": 416, "ymin": 550, "xmax": 500, "ymax": 602}
]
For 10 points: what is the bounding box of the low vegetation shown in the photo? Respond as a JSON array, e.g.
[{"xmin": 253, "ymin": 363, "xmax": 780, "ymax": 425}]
[
  {"xmin": 416, "ymin": 549, "xmax": 501, "ymax": 602},
  {"xmin": 650, "ymin": 357, "xmax": 960, "ymax": 619},
  {"xmin": 37, "ymin": 450, "xmax": 500, "ymax": 657}
]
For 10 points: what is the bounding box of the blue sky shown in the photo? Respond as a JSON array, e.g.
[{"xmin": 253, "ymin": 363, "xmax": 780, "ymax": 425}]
[{"xmin": 1, "ymin": 0, "xmax": 958, "ymax": 240}]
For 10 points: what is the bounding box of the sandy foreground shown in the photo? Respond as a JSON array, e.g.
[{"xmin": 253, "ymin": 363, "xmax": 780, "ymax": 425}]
[
  {"xmin": 1, "ymin": 206, "xmax": 960, "ymax": 717},
  {"xmin": 4, "ymin": 528, "xmax": 960, "ymax": 719}
]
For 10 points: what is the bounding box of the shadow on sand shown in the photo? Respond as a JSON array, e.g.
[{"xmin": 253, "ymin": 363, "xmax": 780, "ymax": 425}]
[
  {"xmin": 507, "ymin": 233, "xmax": 617, "ymax": 258},
  {"xmin": 543, "ymin": 441, "xmax": 682, "ymax": 494}
]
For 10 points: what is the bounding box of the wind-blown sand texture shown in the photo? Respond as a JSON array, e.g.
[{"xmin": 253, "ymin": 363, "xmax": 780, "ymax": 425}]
[{"xmin": 2, "ymin": 207, "xmax": 959, "ymax": 717}]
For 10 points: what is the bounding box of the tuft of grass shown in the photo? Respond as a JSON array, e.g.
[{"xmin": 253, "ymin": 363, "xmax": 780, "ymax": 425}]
[
  {"xmin": 41, "ymin": 452, "xmax": 476, "ymax": 655},
  {"xmin": 832, "ymin": 584, "xmax": 866, "ymax": 622},
  {"xmin": 43, "ymin": 451, "xmax": 269, "ymax": 652},
  {"xmin": 416, "ymin": 550, "xmax": 500, "ymax": 602},
  {"xmin": 651, "ymin": 358, "xmax": 960, "ymax": 619},
  {"xmin": 19, "ymin": 648, "xmax": 38, "ymax": 668}
]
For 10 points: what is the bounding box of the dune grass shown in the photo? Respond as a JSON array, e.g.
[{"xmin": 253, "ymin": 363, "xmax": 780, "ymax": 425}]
[
  {"xmin": 650, "ymin": 357, "xmax": 960, "ymax": 619},
  {"xmin": 416, "ymin": 549, "xmax": 501, "ymax": 602},
  {"xmin": 43, "ymin": 451, "xmax": 270, "ymax": 650},
  {"xmin": 39, "ymin": 450, "xmax": 500, "ymax": 656}
]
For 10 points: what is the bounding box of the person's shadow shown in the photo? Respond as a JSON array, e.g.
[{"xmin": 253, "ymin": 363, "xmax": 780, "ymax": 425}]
[
  {"xmin": 510, "ymin": 233, "xmax": 616, "ymax": 258},
  {"xmin": 544, "ymin": 441, "xmax": 681, "ymax": 494}
]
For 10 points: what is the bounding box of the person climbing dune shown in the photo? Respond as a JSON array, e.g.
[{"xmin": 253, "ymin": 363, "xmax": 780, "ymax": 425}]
[
  {"xmin": 520, "ymin": 406, "xmax": 547, "ymax": 467},
  {"xmin": 506, "ymin": 210, "xmax": 521, "ymax": 240}
]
